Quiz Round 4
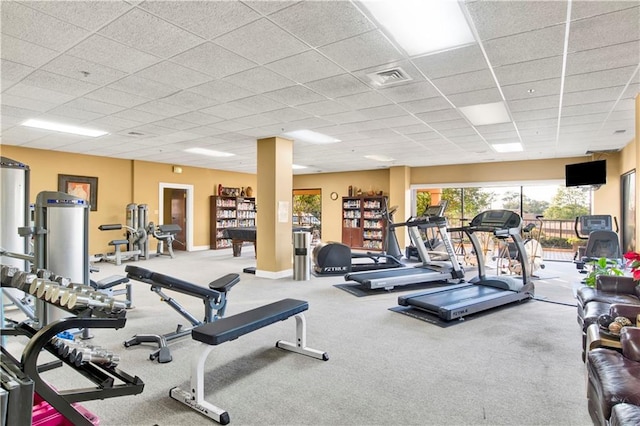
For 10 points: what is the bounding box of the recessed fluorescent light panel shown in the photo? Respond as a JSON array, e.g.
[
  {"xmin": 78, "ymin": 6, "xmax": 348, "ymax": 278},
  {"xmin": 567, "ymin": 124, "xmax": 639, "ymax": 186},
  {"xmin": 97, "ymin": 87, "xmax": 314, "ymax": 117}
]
[
  {"xmin": 21, "ymin": 119, "xmax": 108, "ymax": 137},
  {"xmin": 283, "ymin": 129, "xmax": 341, "ymax": 144},
  {"xmin": 185, "ymin": 147, "xmax": 235, "ymax": 157},
  {"xmin": 292, "ymin": 164, "xmax": 307, "ymax": 170},
  {"xmin": 459, "ymin": 102, "xmax": 511, "ymax": 126},
  {"xmin": 492, "ymin": 143, "xmax": 523, "ymax": 153},
  {"xmin": 360, "ymin": 0, "xmax": 474, "ymax": 56},
  {"xmin": 365, "ymin": 154, "xmax": 395, "ymax": 162}
]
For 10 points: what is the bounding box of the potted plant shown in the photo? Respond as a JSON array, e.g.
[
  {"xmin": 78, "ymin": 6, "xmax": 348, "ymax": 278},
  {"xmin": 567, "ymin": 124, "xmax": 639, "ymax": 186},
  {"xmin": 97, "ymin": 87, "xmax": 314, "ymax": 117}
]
[{"xmin": 584, "ymin": 257, "xmax": 624, "ymax": 287}]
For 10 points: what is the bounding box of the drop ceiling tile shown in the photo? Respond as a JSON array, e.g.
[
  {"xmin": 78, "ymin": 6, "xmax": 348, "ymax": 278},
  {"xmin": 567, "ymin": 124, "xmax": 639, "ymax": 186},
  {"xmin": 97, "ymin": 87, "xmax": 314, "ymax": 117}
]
[
  {"xmin": 428, "ymin": 118, "xmax": 472, "ymax": 131},
  {"xmin": 334, "ymin": 91, "xmax": 390, "ymax": 109},
  {"xmin": 66, "ymin": 35, "xmax": 161, "ymax": 73},
  {"xmin": 141, "ymin": 1, "xmax": 260, "ymax": 40},
  {"xmin": 265, "ymin": 50, "xmax": 345, "ymax": 84},
  {"xmin": 306, "ymin": 74, "xmax": 370, "ymax": 99},
  {"xmin": 135, "ymin": 61, "xmax": 212, "ymax": 89},
  {"xmin": 172, "ymin": 111, "xmax": 224, "ymax": 126},
  {"xmin": 566, "ymin": 41, "xmax": 640, "ymax": 76},
  {"xmin": 64, "ymin": 97, "xmax": 126, "ymax": 115},
  {"xmin": 23, "ymin": 133, "xmax": 86, "ymax": 149},
  {"xmin": 150, "ymin": 118, "xmax": 198, "ymax": 131},
  {"xmin": 465, "ymin": 0, "xmax": 567, "ymax": 41},
  {"xmin": 482, "ymin": 131, "xmax": 520, "ymax": 142},
  {"xmin": 270, "ymin": 1, "xmax": 375, "ymax": 47},
  {"xmin": 171, "ymin": 43, "xmax": 256, "ymax": 79},
  {"xmin": 407, "ymin": 131, "xmax": 440, "ymax": 142},
  {"xmin": 233, "ymin": 113, "xmax": 280, "ymax": 128},
  {"xmin": 223, "ymin": 67, "xmax": 297, "ymax": 94},
  {"xmin": 24, "ymin": 1, "xmax": 132, "ymax": 31},
  {"xmin": 84, "ymin": 87, "xmax": 150, "ymax": 108},
  {"xmin": 108, "ymin": 75, "xmax": 179, "ymax": 99},
  {"xmin": 98, "ymin": 9, "xmax": 203, "ymax": 57},
  {"xmin": 413, "ymin": 44, "xmax": 487, "ymax": 79},
  {"xmin": 210, "ymin": 120, "xmax": 252, "ymax": 132},
  {"xmin": 484, "ymin": 25, "xmax": 566, "ymax": 67},
  {"xmin": 112, "ymin": 108, "xmax": 164, "ymax": 124},
  {"xmin": 243, "ymin": 1, "xmax": 299, "ymax": 15},
  {"xmin": 516, "ymin": 118, "xmax": 558, "ymax": 130},
  {"xmin": 1, "ymin": 60, "xmax": 34, "ymax": 89},
  {"xmin": 502, "ymin": 78, "xmax": 562, "ymax": 100},
  {"xmin": 512, "ymin": 108, "xmax": 558, "ymax": 122},
  {"xmin": 0, "ymin": 35, "xmax": 58, "ymax": 68},
  {"xmin": 381, "ymin": 115, "xmax": 422, "ymax": 128},
  {"xmin": 322, "ymin": 110, "xmax": 369, "ymax": 125},
  {"xmin": 2, "ymin": 2, "xmax": 89, "ymax": 51},
  {"xmin": 378, "ymin": 82, "xmax": 440, "ymax": 103},
  {"xmin": 263, "ymin": 85, "xmax": 326, "ymax": 106},
  {"xmin": 265, "ymin": 107, "xmax": 311, "ymax": 122},
  {"xmin": 42, "ymin": 55, "xmax": 128, "ymax": 86},
  {"xmin": 44, "ymin": 105, "xmax": 104, "ymax": 121},
  {"xmin": 571, "ymin": 1, "xmax": 637, "ymax": 20},
  {"xmin": 431, "ymin": 69, "xmax": 496, "ymax": 95},
  {"xmin": 0, "ymin": 126, "xmax": 49, "ymax": 144},
  {"xmin": 494, "ymin": 56, "xmax": 563, "ymax": 87},
  {"xmin": 1, "ymin": 93, "xmax": 56, "ymax": 112},
  {"xmin": 447, "ymin": 88, "xmax": 503, "ymax": 108},
  {"xmin": 162, "ymin": 91, "xmax": 219, "ymax": 110},
  {"xmin": 186, "ymin": 125, "xmax": 228, "ymax": 137},
  {"xmin": 392, "ymin": 124, "xmax": 434, "ymax": 135},
  {"xmin": 134, "ymin": 100, "xmax": 190, "ymax": 117},
  {"xmin": 21, "ymin": 70, "xmax": 98, "ymax": 97},
  {"xmin": 438, "ymin": 126, "xmax": 478, "ymax": 138},
  {"xmin": 228, "ymin": 95, "xmax": 287, "ymax": 114},
  {"xmin": 560, "ymin": 113, "xmax": 608, "ymax": 126},
  {"xmin": 319, "ymin": 30, "xmax": 404, "ymax": 72},
  {"xmin": 569, "ymin": 7, "xmax": 640, "ymax": 52},
  {"xmin": 562, "ymin": 101, "xmax": 614, "ymax": 117},
  {"xmin": 398, "ymin": 97, "xmax": 452, "ymax": 114},
  {"xmin": 564, "ymin": 66, "xmax": 638, "ymax": 93},
  {"xmin": 476, "ymin": 123, "xmax": 517, "ymax": 134},
  {"xmin": 200, "ymin": 104, "xmax": 253, "ymax": 120},
  {"xmin": 296, "ymin": 100, "xmax": 351, "ymax": 116},
  {"xmin": 507, "ymin": 95, "xmax": 560, "ymax": 112},
  {"xmin": 214, "ymin": 18, "xmax": 308, "ymax": 65},
  {"xmin": 88, "ymin": 115, "xmax": 143, "ymax": 131},
  {"xmin": 359, "ymin": 104, "xmax": 406, "ymax": 120},
  {"xmin": 562, "ymin": 86, "xmax": 628, "ymax": 106}
]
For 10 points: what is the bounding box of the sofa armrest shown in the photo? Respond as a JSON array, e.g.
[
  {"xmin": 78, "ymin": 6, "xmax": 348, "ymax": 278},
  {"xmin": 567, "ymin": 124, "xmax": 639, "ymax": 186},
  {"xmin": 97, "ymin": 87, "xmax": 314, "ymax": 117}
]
[
  {"xmin": 620, "ymin": 327, "xmax": 640, "ymax": 362},
  {"xmin": 610, "ymin": 304, "xmax": 640, "ymax": 323},
  {"xmin": 597, "ymin": 275, "xmax": 637, "ymax": 294}
]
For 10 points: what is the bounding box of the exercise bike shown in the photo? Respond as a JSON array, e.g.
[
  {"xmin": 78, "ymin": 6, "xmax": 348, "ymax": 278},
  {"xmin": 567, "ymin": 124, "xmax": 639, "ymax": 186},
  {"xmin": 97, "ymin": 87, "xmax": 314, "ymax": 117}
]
[
  {"xmin": 313, "ymin": 203, "xmax": 403, "ymax": 275},
  {"xmin": 496, "ymin": 215, "xmax": 545, "ymax": 277}
]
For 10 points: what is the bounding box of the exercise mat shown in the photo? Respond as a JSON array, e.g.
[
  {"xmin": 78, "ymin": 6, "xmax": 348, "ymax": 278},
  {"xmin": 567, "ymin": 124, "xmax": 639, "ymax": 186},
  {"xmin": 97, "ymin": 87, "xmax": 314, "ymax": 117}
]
[{"xmin": 333, "ymin": 281, "xmax": 451, "ymax": 298}]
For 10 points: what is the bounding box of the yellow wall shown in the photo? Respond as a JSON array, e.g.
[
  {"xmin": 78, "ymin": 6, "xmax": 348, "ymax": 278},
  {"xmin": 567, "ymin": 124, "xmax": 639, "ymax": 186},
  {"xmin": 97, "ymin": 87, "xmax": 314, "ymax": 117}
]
[{"xmin": 1, "ymin": 145, "xmax": 256, "ymax": 254}]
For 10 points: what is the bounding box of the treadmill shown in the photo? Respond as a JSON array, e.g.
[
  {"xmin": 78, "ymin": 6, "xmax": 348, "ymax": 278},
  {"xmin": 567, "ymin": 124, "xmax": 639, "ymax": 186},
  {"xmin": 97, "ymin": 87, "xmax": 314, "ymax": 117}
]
[
  {"xmin": 398, "ymin": 209, "xmax": 534, "ymax": 321},
  {"xmin": 344, "ymin": 212, "xmax": 465, "ymax": 290}
]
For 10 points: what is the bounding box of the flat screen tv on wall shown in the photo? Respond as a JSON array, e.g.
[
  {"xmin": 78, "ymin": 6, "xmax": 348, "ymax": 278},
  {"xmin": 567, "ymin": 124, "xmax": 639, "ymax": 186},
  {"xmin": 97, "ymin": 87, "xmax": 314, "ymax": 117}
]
[{"xmin": 565, "ymin": 159, "xmax": 607, "ymax": 187}]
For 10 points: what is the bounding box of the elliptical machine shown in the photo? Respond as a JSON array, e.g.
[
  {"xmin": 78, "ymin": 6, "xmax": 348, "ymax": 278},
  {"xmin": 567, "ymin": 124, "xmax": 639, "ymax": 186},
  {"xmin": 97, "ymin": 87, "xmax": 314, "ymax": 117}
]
[{"xmin": 312, "ymin": 201, "xmax": 403, "ymax": 275}]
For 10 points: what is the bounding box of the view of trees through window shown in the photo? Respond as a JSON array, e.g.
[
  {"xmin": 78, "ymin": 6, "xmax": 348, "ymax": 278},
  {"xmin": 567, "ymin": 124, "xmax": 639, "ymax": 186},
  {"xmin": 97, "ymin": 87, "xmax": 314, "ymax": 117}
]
[
  {"xmin": 292, "ymin": 190, "xmax": 322, "ymax": 240},
  {"xmin": 415, "ymin": 184, "xmax": 592, "ymax": 254}
]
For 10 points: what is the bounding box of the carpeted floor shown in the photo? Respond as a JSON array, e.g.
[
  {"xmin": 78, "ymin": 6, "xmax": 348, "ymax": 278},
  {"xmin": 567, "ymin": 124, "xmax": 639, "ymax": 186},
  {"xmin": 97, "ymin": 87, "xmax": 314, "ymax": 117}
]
[{"xmin": 3, "ymin": 248, "xmax": 592, "ymax": 425}]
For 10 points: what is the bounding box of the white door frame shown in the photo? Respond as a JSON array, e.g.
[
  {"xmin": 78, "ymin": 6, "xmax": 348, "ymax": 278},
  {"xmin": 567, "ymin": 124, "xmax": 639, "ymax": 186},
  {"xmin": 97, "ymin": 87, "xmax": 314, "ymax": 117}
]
[{"xmin": 159, "ymin": 182, "xmax": 194, "ymax": 252}]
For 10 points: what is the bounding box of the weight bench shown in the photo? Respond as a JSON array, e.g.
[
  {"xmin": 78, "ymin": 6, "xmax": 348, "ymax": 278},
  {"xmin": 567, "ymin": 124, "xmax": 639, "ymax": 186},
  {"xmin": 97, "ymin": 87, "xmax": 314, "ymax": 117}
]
[
  {"xmin": 91, "ymin": 275, "xmax": 133, "ymax": 308},
  {"xmin": 98, "ymin": 224, "xmax": 141, "ymax": 265},
  {"xmin": 170, "ymin": 298, "xmax": 328, "ymax": 424},
  {"xmin": 124, "ymin": 265, "xmax": 239, "ymax": 363}
]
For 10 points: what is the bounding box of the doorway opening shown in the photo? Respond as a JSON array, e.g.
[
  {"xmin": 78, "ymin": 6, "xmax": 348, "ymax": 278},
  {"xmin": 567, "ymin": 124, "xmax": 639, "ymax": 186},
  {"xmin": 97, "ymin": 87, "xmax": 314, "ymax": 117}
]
[
  {"xmin": 158, "ymin": 182, "xmax": 194, "ymax": 251},
  {"xmin": 293, "ymin": 188, "xmax": 322, "ymax": 244}
]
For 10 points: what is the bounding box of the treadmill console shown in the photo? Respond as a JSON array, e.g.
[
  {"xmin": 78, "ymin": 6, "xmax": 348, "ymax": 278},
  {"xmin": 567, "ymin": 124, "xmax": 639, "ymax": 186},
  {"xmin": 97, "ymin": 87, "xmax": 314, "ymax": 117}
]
[{"xmin": 470, "ymin": 210, "xmax": 522, "ymax": 234}]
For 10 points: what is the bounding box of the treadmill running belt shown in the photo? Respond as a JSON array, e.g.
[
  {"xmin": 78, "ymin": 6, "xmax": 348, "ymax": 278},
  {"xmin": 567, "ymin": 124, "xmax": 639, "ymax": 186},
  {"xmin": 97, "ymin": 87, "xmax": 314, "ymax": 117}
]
[
  {"xmin": 345, "ymin": 267, "xmax": 443, "ymax": 290},
  {"xmin": 404, "ymin": 285, "xmax": 504, "ymax": 311}
]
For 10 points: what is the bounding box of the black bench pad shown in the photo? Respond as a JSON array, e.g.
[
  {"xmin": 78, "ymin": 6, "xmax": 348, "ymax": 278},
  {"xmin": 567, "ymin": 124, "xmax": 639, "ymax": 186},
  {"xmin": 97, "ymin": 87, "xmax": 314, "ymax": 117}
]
[
  {"xmin": 125, "ymin": 265, "xmax": 232, "ymax": 300},
  {"xmin": 192, "ymin": 299, "xmax": 308, "ymax": 345},
  {"xmin": 93, "ymin": 275, "xmax": 129, "ymax": 290}
]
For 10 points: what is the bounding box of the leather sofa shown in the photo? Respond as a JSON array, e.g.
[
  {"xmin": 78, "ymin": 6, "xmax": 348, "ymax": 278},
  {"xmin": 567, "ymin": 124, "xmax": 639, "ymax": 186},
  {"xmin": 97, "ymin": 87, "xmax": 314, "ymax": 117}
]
[
  {"xmin": 586, "ymin": 326, "xmax": 640, "ymax": 426},
  {"xmin": 576, "ymin": 275, "xmax": 640, "ymax": 359}
]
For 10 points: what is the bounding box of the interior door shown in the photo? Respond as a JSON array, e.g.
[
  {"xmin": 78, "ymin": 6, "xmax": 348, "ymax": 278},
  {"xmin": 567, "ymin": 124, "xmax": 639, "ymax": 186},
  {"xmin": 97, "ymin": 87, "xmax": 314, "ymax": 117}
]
[{"xmin": 165, "ymin": 188, "xmax": 187, "ymax": 251}]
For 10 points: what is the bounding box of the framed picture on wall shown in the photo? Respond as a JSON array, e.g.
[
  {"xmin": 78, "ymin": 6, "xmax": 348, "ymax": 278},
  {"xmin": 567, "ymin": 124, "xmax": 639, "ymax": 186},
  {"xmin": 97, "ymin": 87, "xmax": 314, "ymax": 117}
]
[{"xmin": 58, "ymin": 174, "xmax": 98, "ymax": 211}]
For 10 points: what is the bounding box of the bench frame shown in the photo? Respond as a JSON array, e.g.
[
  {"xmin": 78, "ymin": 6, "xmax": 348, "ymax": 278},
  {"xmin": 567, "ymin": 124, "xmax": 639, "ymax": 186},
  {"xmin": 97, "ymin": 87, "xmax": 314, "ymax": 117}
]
[{"xmin": 169, "ymin": 305, "xmax": 328, "ymax": 424}]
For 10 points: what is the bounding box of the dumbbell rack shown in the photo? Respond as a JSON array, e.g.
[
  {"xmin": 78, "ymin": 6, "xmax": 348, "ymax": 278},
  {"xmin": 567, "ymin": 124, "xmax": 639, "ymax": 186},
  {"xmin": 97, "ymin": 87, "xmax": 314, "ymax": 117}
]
[{"xmin": 1, "ymin": 267, "xmax": 144, "ymax": 425}]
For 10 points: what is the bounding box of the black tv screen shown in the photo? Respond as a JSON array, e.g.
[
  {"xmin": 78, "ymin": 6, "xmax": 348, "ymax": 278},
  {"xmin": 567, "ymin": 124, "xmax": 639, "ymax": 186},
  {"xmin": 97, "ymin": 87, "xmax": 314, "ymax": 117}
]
[{"xmin": 565, "ymin": 160, "xmax": 606, "ymax": 187}]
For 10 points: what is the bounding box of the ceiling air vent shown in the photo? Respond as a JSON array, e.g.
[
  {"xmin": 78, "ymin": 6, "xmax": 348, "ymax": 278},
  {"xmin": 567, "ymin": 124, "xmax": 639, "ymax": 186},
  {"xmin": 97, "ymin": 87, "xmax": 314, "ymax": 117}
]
[
  {"xmin": 366, "ymin": 67, "xmax": 413, "ymax": 87},
  {"xmin": 127, "ymin": 131, "xmax": 145, "ymax": 136}
]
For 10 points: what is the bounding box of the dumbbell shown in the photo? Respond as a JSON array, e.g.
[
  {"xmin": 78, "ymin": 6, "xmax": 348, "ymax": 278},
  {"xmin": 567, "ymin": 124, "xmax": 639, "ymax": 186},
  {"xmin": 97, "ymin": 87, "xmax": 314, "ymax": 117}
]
[
  {"xmin": 65, "ymin": 293, "xmax": 127, "ymax": 312},
  {"xmin": 36, "ymin": 280, "xmax": 59, "ymax": 299},
  {"xmin": 75, "ymin": 349, "xmax": 120, "ymax": 368},
  {"xmin": 0, "ymin": 265, "xmax": 19, "ymax": 285},
  {"xmin": 35, "ymin": 268, "xmax": 52, "ymax": 280},
  {"xmin": 11, "ymin": 270, "xmax": 37, "ymax": 292}
]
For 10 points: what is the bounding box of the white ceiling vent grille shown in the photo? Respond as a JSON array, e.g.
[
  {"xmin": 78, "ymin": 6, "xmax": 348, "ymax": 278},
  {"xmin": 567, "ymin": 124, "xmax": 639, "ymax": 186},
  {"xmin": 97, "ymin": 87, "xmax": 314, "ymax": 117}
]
[{"xmin": 366, "ymin": 67, "xmax": 413, "ymax": 87}]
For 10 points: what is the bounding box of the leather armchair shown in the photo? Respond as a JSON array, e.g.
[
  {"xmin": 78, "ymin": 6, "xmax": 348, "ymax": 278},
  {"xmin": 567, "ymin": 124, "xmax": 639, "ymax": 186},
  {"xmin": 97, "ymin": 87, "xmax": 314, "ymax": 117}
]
[{"xmin": 586, "ymin": 327, "xmax": 640, "ymax": 426}]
